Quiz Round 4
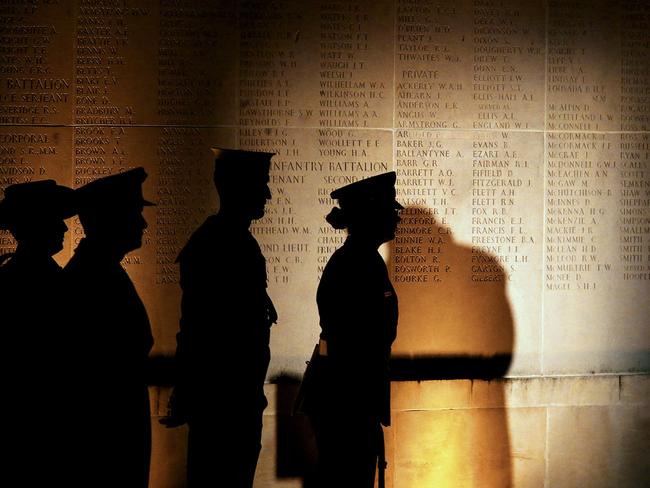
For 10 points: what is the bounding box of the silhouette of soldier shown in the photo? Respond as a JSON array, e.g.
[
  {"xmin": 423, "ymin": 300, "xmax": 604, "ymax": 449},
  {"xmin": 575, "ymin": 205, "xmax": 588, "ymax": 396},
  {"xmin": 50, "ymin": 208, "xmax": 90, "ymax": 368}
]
[
  {"xmin": 163, "ymin": 148, "xmax": 278, "ymax": 487},
  {"xmin": 303, "ymin": 172, "xmax": 402, "ymax": 488},
  {"xmin": 64, "ymin": 168, "xmax": 154, "ymax": 487},
  {"xmin": 0, "ymin": 180, "xmax": 77, "ymax": 485}
]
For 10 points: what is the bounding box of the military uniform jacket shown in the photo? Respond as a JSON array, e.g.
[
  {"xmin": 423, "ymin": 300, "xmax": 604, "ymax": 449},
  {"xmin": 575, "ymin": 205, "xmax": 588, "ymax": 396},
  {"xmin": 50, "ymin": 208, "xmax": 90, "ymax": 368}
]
[
  {"xmin": 314, "ymin": 236, "xmax": 398, "ymax": 426},
  {"xmin": 64, "ymin": 238, "xmax": 154, "ymax": 390},
  {"xmin": 0, "ymin": 251, "xmax": 63, "ymax": 358},
  {"xmin": 175, "ymin": 214, "xmax": 276, "ymax": 416},
  {"xmin": 0, "ymin": 252, "xmax": 69, "ymax": 484},
  {"xmin": 63, "ymin": 238, "xmax": 153, "ymax": 487},
  {"xmin": 0, "ymin": 251, "xmax": 64, "ymax": 386}
]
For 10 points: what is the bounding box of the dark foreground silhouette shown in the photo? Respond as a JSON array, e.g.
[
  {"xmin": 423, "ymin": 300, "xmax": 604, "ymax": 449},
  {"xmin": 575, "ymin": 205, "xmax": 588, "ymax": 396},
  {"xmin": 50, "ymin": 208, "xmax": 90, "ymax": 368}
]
[
  {"xmin": 298, "ymin": 172, "xmax": 402, "ymax": 488},
  {"xmin": 163, "ymin": 148, "xmax": 278, "ymax": 488},
  {"xmin": 64, "ymin": 168, "xmax": 155, "ymax": 488},
  {"xmin": 0, "ymin": 180, "xmax": 76, "ymax": 485}
]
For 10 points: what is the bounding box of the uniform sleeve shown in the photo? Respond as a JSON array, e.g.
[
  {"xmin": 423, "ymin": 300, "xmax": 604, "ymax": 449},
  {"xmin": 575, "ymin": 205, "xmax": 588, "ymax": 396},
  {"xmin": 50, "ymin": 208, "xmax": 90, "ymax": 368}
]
[
  {"xmin": 318, "ymin": 254, "xmax": 388, "ymax": 376},
  {"xmin": 175, "ymin": 250, "xmax": 228, "ymax": 380},
  {"xmin": 174, "ymin": 233, "xmax": 269, "ymax": 381}
]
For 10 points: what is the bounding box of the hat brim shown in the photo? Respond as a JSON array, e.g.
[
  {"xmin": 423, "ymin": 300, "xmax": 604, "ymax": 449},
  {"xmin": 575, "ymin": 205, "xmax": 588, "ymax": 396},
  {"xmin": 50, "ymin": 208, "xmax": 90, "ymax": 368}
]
[{"xmin": 0, "ymin": 203, "xmax": 78, "ymax": 229}]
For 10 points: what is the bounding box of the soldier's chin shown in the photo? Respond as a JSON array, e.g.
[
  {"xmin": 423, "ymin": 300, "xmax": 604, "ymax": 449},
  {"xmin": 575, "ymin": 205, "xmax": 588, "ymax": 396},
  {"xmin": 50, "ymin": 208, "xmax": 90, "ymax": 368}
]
[
  {"xmin": 380, "ymin": 229, "xmax": 396, "ymax": 244},
  {"xmin": 123, "ymin": 236, "xmax": 143, "ymax": 253},
  {"xmin": 48, "ymin": 240, "xmax": 64, "ymax": 256},
  {"xmin": 251, "ymin": 206, "xmax": 266, "ymax": 220}
]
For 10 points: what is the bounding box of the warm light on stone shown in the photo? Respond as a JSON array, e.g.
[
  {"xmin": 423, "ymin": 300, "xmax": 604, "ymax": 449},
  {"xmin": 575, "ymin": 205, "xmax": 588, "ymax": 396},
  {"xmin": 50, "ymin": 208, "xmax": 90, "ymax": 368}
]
[{"xmin": 1, "ymin": 0, "xmax": 648, "ymax": 486}]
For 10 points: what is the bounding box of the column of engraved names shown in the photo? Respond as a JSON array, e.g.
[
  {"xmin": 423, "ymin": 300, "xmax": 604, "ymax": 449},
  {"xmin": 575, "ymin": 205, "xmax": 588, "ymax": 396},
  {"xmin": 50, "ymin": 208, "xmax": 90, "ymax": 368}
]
[
  {"xmin": 0, "ymin": 129, "xmax": 69, "ymax": 255},
  {"xmin": 73, "ymin": 2, "xmax": 152, "ymax": 235},
  {"xmin": 73, "ymin": 126, "xmax": 122, "ymax": 187},
  {"xmin": 0, "ymin": 2, "xmax": 70, "ymax": 125},
  {"xmin": 74, "ymin": 2, "xmax": 150, "ymax": 126},
  {"xmin": 619, "ymin": 133, "xmax": 650, "ymax": 281},
  {"xmin": 72, "ymin": 127, "xmax": 145, "ymax": 270},
  {"xmin": 620, "ymin": 1, "xmax": 650, "ymax": 131},
  {"xmin": 547, "ymin": 0, "xmax": 617, "ymax": 131},
  {"xmin": 155, "ymin": 128, "xmax": 212, "ymax": 285},
  {"xmin": 545, "ymin": 133, "xmax": 616, "ymax": 291},
  {"xmin": 318, "ymin": 0, "xmax": 390, "ymax": 128},
  {"xmin": 158, "ymin": 3, "xmax": 235, "ymax": 124},
  {"xmin": 471, "ymin": 132, "xmax": 537, "ymax": 282},
  {"xmin": 246, "ymin": 130, "xmax": 307, "ymax": 286},
  {"xmin": 395, "ymin": 0, "xmax": 464, "ymax": 129},
  {"xmin": 471, "ymin": 0, "xmax": 543, "ymax": 130},
  {"xmin": 239, "ymin": 1, "xmax": 303, "ymax": 127},
  {"xmin": 316, "ymin": 129, "xmax": 390, "ymax": 278},
  {"xmin": 393, "ymin": 130, "xmax": 459, "ymax": 284},
  {"xmin": 0, "ymin": 133, "xmax": 39, "ymax": 190}
]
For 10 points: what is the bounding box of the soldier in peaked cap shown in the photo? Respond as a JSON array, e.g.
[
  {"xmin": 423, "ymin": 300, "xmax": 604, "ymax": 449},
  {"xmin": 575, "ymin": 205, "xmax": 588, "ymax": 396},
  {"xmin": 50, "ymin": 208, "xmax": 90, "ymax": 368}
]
[
  {"xmin": 64, "ymin": 168, "xmax": 154, "ymax": 487},
  {"xmin": 0, "ymin": 180, "xmax": 77, "ymax": 486},
  {"xmin": 302, "ymin": 171, "xmax": 402, "ymax": 488},
  {"xmin": 0, "ymin": 179, "xmax": 76, "ymax": 263},
  {"xmin": 162, "ymin": 148, "xmax": 278, "ymax": 487}
]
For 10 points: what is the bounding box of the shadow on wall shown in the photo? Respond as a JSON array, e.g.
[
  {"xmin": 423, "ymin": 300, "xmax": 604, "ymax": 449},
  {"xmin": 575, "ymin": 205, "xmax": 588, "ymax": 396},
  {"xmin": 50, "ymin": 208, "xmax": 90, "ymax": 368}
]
[
  {"xmin": 271, "ymin": 206, "xmax": 516, "ymax": 488},
  {"xmin": 147, "ymin": 205, "xmax": 516, "ymax": 487},
  {"xmin": 390, "ymin": 205, "xmax": 514, "ymax": 378},
  {"xmin": 389, "ymin": 205, "xmax": 515, "ymax": 487},
  {"xmin": 273, "ymin": 374, "xmax": 318, "ymax": 488}
]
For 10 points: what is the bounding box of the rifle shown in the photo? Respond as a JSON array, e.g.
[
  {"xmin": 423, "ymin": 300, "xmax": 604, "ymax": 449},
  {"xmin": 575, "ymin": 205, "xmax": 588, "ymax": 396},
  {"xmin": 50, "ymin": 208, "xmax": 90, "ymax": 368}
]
[{"xmin": 377, "ymin": 424, "xmax": 387, "ymax": 488}]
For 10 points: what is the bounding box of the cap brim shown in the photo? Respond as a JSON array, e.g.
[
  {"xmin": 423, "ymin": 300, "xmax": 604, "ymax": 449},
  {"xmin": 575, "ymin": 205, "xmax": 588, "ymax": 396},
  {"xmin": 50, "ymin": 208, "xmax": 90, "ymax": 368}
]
[
  {"xmin": 211, "ymin": 147, "xmax": 276, "ymax": 160},
  {"xmin": 60, "ymin": 208, "xmax": 78, "ymax": 220}
]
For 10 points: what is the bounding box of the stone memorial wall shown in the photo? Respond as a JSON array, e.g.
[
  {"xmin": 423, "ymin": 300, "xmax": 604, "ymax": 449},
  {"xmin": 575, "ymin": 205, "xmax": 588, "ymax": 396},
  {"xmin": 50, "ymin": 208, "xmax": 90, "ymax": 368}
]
[
  {"xmin": 2, "ymin": 1, "xmax": 649, "ymax": 487},
  {"xmin": 1, "ymin": 0, "xmax": 649, "ymax": 380}
]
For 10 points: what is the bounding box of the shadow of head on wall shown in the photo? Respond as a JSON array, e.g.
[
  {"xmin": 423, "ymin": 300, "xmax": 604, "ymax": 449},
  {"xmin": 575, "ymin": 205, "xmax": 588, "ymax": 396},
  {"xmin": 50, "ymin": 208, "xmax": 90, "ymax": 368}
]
[{"xmin": 389, "ymin": 206, "xmax": 515, "ymax": 381}]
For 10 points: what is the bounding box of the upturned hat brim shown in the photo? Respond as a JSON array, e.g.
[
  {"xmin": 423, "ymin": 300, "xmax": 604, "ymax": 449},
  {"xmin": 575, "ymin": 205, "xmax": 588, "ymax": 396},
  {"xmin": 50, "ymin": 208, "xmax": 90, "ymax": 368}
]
[{"xmin": 0, "ymin": 180, "xmax": 77, "ymax": 230}]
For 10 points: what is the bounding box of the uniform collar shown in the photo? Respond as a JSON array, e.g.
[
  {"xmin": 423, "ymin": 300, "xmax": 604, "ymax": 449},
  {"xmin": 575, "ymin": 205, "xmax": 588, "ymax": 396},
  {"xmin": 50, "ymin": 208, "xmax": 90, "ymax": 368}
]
[
  {"xmin": 73, "ymin": 237, "xmax": 126, "ymax": 264},
  {"xmin": 344, "ymin": 234, "xmax": 382, "ymax": 252},
  {"xmin": 6, "ymin": 248, "xmax": 61, "ymax": 273}
]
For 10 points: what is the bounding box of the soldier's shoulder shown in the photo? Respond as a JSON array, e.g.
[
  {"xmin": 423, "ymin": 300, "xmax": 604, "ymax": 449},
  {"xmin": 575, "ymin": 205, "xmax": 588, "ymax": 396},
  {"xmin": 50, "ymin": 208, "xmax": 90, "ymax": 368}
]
[
  {"xmin": 177, "ymin": 215, "xmax": 223, "ymax": 263},
  {"xmin": 192, "ymin": 215, "xmax": 223, "ymax": 241},
  {"xmin": 324, "ymin": 246, "xmax": 384, "ymax": 286},
  {"xmin": 329, "ymin": 244, "xmax": 374, "ymax": 268}
]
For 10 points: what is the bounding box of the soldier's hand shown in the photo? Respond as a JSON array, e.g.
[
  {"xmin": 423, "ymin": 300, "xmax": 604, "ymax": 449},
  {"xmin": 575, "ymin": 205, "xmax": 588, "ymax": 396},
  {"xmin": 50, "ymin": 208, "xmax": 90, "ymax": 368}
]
[
  {"xmin": 159, "ymin": 414, "xmax": 187, "ymax": 428},
  {"xmin": 266, "ymin": 294, "xmax": 278, "ymax": 325},
  {"xmin": 159, "ymin": 387, "xmax": 188, "ymax": 428}
]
